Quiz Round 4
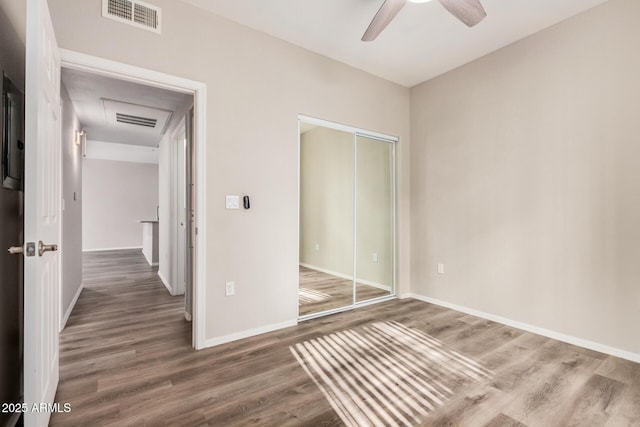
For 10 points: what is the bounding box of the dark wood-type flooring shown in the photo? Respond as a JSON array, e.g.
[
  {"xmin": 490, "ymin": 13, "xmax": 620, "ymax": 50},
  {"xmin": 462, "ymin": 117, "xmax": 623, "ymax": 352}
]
[
  {"xmin": 51, "ymin": 250, "xmax": 640, "ymax": 426},
  {"xmin": 299, "ymin": 266, "xmax": 390, "ymax": 316}
]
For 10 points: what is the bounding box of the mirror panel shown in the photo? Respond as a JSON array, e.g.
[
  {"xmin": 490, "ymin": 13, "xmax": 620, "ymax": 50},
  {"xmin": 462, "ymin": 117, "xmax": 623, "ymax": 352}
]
[
  {"xmin": 299, "ymin": 123, "xmax": 354, "ymax": 316},
  {"xmin": 355, "ymin": 135, "xmax": 394, "ymax": 302}
]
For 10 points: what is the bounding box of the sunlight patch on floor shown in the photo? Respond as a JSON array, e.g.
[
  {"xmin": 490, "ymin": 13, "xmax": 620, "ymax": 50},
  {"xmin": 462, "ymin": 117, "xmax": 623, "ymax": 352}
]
[
  {"xmin": 299, "ymin": 287, "xmax": 332, "ymax": 304},
  {"xmin": 290, "ymin": 321, "xmax": 492, "ymax": 427}
]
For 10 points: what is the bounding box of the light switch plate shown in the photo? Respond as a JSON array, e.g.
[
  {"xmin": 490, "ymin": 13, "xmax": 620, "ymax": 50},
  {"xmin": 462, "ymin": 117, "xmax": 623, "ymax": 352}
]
[
  {"xmin": 225, "ymin": 281, "xmax": 235, "ymax": 296},
  {"xmin": 226, "ymin": 195, "xmax": 240, "ymax": 209}
]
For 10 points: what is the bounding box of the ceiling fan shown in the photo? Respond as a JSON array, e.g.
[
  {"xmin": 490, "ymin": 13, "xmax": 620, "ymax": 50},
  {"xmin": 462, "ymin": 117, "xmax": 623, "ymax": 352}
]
[{"xmin": 362, "ymin": 0, "xmax": 487, "ymax": 41}]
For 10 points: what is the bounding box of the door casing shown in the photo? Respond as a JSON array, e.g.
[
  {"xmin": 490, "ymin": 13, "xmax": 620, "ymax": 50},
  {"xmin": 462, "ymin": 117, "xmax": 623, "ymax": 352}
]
[{"xmin": 58, "ymin": 49, "xmax": 208, "ymax": 350}]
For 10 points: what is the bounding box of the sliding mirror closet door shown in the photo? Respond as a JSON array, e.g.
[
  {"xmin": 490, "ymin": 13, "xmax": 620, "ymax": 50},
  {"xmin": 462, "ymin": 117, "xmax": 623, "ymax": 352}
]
[
  {"xmin": 355, "ymin": 135, "xmax": 395, "ymax": 302},
  {"xmin": 299, "ymin": 124, "xmax": 354, "ymax": 316}
]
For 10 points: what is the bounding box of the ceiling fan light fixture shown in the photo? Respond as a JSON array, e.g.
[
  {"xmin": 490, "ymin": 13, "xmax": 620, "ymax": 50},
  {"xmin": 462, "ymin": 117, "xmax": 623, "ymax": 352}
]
[{"xmin": 408, "ymin": 0, "xmax": 434, "ymax": 3}]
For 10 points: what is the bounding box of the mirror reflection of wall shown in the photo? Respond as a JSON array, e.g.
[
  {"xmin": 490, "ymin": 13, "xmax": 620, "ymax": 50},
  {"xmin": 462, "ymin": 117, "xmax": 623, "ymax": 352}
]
[
  {"xmin": 355, "ymin": 135, "xmax": 394, "ymax": 302},
  {"xmin": 299, "ymin": 119, "xmax": 396, "ymax": 318},
  {"xmin": 299, "ymin": 125, "xmax": 354, "ymax": 316}
]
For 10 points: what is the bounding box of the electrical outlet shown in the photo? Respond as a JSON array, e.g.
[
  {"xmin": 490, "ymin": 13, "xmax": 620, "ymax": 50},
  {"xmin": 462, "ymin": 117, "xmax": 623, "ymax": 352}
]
[
  {"xmin": 437, "ymin": 263, "xmax": 445, "ymax": 274},
  {"xmin": 225, "ymin": 281, "xmax": 235, "ymax": 296},
  {"xmin": 372, "ymin": 253, "xmax": 379, "ymax": 263},
  {"xmin": 315, "ymin": 243, "xmax": 320, "ymax": 251}
]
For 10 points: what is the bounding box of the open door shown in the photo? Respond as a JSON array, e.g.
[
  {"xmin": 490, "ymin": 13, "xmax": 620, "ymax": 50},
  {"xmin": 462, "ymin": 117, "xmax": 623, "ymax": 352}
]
[{"xmin": 24, "ymin": 0, "xmax": 61, "ymax": 425}]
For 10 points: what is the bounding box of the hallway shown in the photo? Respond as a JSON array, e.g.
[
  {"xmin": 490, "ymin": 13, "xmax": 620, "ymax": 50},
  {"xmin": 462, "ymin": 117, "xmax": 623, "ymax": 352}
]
[{"xmin": 52, "ymin": 250, "xmax": 191, "ymax": 425}]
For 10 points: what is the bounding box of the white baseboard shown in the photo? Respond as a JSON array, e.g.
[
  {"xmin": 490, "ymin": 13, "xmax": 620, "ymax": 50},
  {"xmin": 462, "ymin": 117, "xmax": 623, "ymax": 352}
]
[
  {"xmin": 143, "ymin": 250, "xmax": 152, "ymax": 265},
  {"xmin": 157, "ymin": 271, "xmax": 175, "ymax": 296},
  {"xmin": 61, "ymin": 282, "xmax": 84, "ymax": 331},
  {"xmin": 142, "ymin": 250, "xmax": 159, "ymax": 267},
  {"xmin": 83, "ymin": 246, "xmax": 142, "ymax": 252},
  {"xmin": 204, "ymin": 319, "xmax": 298, "ymax": 348},
  {"xmin": 299, "ymin": 263, "xmax": 391, "ymax": 292},
  {"xmin": 409, "ymin": 293, "xmax": 640, "ymax": 364}
]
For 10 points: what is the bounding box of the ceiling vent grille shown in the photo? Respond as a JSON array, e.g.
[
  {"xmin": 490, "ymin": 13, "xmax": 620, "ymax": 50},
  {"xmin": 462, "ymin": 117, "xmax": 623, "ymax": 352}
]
[
  {"xmin": 102, "ymin": 0, "xmax": 161, "ymax": 34},
  {"xmin": 116, "ymin": 113, "xmax": 158, "ymax": 128},
  {"xmin": 102, "ymin": 99, "xmax": 173, "ymax": 136}
]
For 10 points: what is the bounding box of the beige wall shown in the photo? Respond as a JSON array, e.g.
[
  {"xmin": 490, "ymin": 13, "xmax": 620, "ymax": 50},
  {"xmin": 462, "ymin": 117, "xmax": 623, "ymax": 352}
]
[
  {"xmin": 60, "ymin": 85, "xmax": 83, "ymax": 318},
  {"xmin": 300, "ymin": 126, "xmax": 354, "ymax": 277},
  {"xmin": 48, "ymin": 0, "xmax": 411, "ymax": 341},
  {"xmin": 82, "ymin": 159, "xmax": 159, "ymax": 251},
  {"xmin": 410, "ymin": 0, "xmax": 640, "ymax": 355}
]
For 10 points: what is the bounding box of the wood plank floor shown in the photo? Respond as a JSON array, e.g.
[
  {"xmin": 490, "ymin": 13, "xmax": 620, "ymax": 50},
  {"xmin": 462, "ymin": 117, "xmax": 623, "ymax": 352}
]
[
  {"xmin": 299, "ymin": 266, "xmax": 390, "ymax": 316},
  {"xmin": 51, "ymin": 250, "xmax": 640, "ymax": 426}
]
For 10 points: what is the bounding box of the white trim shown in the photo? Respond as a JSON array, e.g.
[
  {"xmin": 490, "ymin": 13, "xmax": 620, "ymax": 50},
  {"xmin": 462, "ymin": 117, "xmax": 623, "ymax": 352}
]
[
  {"xmin": 193, "ymin": 77, "xmax": 207, "ymax": 350},
  {"xmin": 409, "ymin": 293, "xmax": 640, "ymax": 364},
  {"xmin": 204, "ymin": 319, "xmax": 298, "ymax": 348},
  {"xmin": 297, "ymin": 118, "xmax": 301, "ymax": 319},
  {"xmin": 60, "ymin": 282, "xmax": 84, "ymax": 331},
  {"xmin": 299, "ymin": 304, "xmax": 355, "ymax": 322},
  {"xmin": 298, "ymin": 114, "xmax": 398, "ymax": 142},
  {"xmin": 59, "ymin": 49, "xmax": 196, "ymax": 94},
  {"xmin": 299, "ymin": 294, "xmax": 397, "ymax": 322},
  {"xmin": 157, "ymin": 270, "xmax": 175, "ymax": 295},
  {"xmin": 299, "ymin": 263, "xmax": 391, "ymax": 292},
  {"xmin": 391, "ymin": 139, "xmax": 397, "ymax": 297},
  {"xmin": 352, "ymin": 132, "xmax": 357, "ymax": 305},
  {"xmin": 60, "ymin": 49, "xmax": 207, "ymax": 350},
  {"xmin": 170, "ymin": 118, "xmax": 187, "ymax": 296},
  {"xmin": 58, "ymin": 98, "xmax": 64, "ymax": 335},
  {"xmin": 82, "ymin": 246, "xmax": 142, "ymax": 252},
  {"xmin": 142, "ymin": 247, "xmax": 158, "ymax": 266}
]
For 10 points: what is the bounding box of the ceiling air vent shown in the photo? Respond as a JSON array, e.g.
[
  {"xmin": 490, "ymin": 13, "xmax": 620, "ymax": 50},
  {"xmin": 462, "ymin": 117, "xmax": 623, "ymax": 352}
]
[
  {"xmin": 116, "ymin": 113, "xmax": 157, "ymax": 128},
  {"xmin": 102, "ymin": 99, "xmax": 173, "ymax": 136},
  {"xmin": 102, "ymin": 0, "xmax": 161, "ymax": 34}
]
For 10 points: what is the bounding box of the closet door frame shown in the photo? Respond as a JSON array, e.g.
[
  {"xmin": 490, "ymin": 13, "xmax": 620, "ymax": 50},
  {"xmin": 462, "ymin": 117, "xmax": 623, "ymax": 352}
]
[{"xmin": 298, "ymin": 115, "xmax": 398, "ymax": 321}]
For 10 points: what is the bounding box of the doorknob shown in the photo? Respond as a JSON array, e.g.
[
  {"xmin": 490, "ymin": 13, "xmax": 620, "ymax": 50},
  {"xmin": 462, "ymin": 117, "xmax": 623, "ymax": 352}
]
[
  {"xmin": 38, "ymin": 241, "xmax": 58, "ymax": 257},
  {"xmin": 7, "ymin": 242, "xmax": 36, "ymax": 257},
  {"xmin": 8, "ymin": 246, "xmax": 23, "ymax": 254}
]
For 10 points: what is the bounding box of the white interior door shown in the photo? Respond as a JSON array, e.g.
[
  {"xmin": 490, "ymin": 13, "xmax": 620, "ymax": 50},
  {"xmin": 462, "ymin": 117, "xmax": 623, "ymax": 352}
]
[
  {"xmin": 176, "ymin": 128, "xmax": 187, "ymax": 295},
  {"xmin": 24, "ymin": 0, "xmax": 61, "ymax": 425}
]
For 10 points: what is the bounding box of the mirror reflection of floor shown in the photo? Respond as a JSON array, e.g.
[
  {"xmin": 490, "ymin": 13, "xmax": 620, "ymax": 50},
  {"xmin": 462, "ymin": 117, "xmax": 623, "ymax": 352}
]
[{"xmin": 299, "ymin": 266, "xmax": 390, "ymax": 316}]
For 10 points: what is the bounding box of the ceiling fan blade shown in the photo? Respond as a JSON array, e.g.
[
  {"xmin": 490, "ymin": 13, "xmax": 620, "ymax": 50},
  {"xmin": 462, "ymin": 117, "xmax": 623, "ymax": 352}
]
[
  {"xmin": 438, "ymin": 0, "xmax": 487, "ymax": 27},
  {"xmin": 362, "ymin": 0, "xmax": 408, "ymax": 42}
]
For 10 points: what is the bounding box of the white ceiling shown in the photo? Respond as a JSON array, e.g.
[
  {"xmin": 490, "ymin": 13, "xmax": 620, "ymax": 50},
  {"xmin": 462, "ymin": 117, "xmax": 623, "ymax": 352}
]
[
  {"xmin": 61, "ymin": 68, "xmax": 193, "ymax": 147},
  {"xmin": 179, "ymin": 0, "xmax": 609, "ymax": 87}
]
